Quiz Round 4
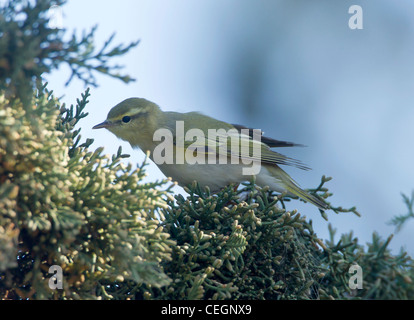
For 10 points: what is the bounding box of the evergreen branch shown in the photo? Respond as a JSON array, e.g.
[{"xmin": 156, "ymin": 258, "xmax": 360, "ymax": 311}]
[
  {"xmin": 388, "ymin": 190, "xmax": 414, "ymax": 232},
  {"xmin": 0, "ymin": 0, "xmax": 138, "ymax": 105},
  {"xmin": 306, "ymin": 175, "xmax": 361, "ymax": 219},
  {"xmin": 62, "ymin": 25, "xmax": 140, "ymax": 87}
]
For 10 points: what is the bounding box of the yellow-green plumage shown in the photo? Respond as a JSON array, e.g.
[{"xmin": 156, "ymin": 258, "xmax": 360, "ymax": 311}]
[{"xmin": 93, "ymin": 98, "xmax": 327, "ymax": 210}]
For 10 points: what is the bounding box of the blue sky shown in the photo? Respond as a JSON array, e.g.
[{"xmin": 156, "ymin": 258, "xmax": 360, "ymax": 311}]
[{"xmin": 45, "ymin": 0, "xmax": 414, "ymax": 255}]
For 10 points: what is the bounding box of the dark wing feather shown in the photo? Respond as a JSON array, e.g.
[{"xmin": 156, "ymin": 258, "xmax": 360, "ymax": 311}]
[{"xmin": 231, "ymin": 124, "xmax": 305, "ymax": 148}]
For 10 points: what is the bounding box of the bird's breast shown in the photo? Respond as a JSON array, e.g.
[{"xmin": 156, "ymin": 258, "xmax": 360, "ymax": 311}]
[{"xmin": 156, "ymin": 162, "xmax": 248, "ymax": 192}]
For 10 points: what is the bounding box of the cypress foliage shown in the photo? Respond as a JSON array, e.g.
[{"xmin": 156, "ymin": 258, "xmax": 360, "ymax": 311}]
[
  {"xmin": 0, "ymin": 0, "xmax": 171, "ymax": 299},
  {"xmin": 0, "ymin": 86, "xmax": 173, "ymax": 299},
  {"xmin": 1, "ymin": 0, "xmax": 413, "ymax": 300}
]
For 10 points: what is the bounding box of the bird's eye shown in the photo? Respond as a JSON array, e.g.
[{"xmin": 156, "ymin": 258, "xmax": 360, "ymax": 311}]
[{"xmin": 122, "ymin": 116, "xmax": 131, "ymax": 123}]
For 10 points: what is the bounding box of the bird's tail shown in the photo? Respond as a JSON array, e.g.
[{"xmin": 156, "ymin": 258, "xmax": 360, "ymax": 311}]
[{"xmin": 266, "ymin": 166, "xmax": 328, "ymax": 210}]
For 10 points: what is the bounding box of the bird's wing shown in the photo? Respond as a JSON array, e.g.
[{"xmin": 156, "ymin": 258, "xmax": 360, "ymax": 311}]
[
  {"xmin": 231, "ymin": 124, "xmax": 305, "ymax": 148},
  {"xmin": 172, "ymin": 116, "xmax": 309, "ymax": 170},
  {"xmin": 225, "ymin": 128, "xmax": 310, "ymax": 170}
]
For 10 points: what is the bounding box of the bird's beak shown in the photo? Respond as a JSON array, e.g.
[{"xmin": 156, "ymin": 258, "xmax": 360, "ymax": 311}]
[{"xmin": 92, "ymin": 120, "xmax": 111, "ymax": 129}]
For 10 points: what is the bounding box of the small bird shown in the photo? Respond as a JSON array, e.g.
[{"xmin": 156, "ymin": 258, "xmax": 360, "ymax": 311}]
[{"xmin": 93, "ymin": 98, "xmax": 327, "ymax": 210}]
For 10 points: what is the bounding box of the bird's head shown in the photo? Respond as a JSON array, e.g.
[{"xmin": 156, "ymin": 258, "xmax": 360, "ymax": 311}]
[{"xmin": 93, "ymin": 97, "xmax": 163, "ymax": 149}]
